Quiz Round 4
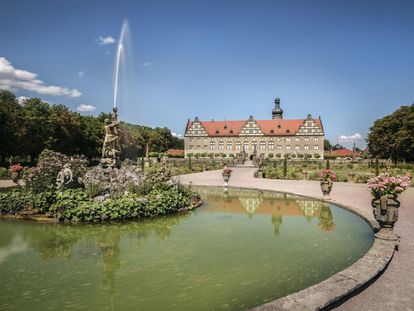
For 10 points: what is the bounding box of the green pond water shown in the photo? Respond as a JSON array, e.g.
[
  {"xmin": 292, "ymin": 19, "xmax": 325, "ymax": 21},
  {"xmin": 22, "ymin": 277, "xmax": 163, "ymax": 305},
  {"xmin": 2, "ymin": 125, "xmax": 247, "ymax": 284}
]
[{"xmin": 0, "ymin": 186, "xmax": 374, "ymax": 311}]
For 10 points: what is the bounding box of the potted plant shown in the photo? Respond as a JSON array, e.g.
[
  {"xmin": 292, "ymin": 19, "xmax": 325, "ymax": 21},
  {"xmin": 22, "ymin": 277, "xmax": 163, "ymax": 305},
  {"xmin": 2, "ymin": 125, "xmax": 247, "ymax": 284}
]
[
  {"xmin": 10, "ymin": 163, "xmax": 23, "ymax": 183},
  {"xmin": 317, "ymin": 169, "xmax": 337, "ymax": 200},
  {"xmin": 367, "ymin": 173, "xmax": 411, "ymax": 241},
  {"xmin": 222, "ymin": 167, "xmax": 232, "ymax": 186}
]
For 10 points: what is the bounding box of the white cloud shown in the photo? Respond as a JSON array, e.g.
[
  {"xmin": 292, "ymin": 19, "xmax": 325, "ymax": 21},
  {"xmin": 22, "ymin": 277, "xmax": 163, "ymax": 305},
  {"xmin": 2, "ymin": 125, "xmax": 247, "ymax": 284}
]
[
  {"xmin": 76, "ymin": 104, "xmax": 96, "ymax": 112},
  {"xmin": 338, "ymin": 133, "xmax": 362, "ymax": 142},
  {"xmin": 97, "ymin": 36, "xmax": 115, "ymax": 45},
  {"xmin": 78, "ymin": 71, "xmax": 85, "ymax": 77},
  {"xmin": 0, "ymin": 57, "xmax": 81, "ymax": 97},
  {"xmin": 172, "ymin": 132, "xmax": 183, "ymax": 138},
  {"xmin": 142, "ymin": 62, "xmax": 151, "ymax": 67}
]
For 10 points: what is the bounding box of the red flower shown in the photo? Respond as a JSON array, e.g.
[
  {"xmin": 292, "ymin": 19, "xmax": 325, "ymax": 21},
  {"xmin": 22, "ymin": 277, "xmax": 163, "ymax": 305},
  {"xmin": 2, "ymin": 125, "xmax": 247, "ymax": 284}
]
[{"xmin": 10, "ymin": 164, "xmax": 23, "ymax": 173}]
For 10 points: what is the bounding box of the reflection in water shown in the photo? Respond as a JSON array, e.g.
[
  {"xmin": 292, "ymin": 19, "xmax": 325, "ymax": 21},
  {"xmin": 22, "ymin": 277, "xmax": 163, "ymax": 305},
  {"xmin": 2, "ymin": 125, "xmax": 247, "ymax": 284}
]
[
  {"xmin": 194, "ymin": 186, "xmax": 335, "ymax": 236},
  {"xmin": 0, "ymin": 188, "xmax": 365, "ymax": 311},
  {"xmin": 319, "ymin": 203, "xmax": 336, "ymax": 232},
  {"xmin": 13, "ymin": 213, "xmax": 191, "ymax": 294}
]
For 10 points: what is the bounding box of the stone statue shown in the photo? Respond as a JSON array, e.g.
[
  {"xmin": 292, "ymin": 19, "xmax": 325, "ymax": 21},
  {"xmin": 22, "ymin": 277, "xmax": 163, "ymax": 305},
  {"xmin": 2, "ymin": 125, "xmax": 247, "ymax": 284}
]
[
  {"xmin": 101, "ymin": 107, "xmax": 121, "ymax": 167},
  {"xmin": 258, "ymin": 154, "xmax": 264, "ymax": 170},
  {"xmin": 56, "ymin": 163, "xmax": 82, "ymax": 190}
]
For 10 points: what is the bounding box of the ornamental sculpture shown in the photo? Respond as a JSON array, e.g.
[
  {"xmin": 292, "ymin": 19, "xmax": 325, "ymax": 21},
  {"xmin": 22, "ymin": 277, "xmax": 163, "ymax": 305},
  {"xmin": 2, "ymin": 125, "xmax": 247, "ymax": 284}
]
[{"xmin": 101, "ymin": 107, "xmax": 121, "ymax": 167}]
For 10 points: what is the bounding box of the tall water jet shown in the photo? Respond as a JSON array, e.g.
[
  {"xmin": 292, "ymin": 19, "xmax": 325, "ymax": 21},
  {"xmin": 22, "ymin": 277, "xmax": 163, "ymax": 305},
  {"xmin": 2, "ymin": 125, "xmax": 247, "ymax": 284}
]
[{"xmin": 113, "ymin": 20, "xmax": 130, "ymax": 109}]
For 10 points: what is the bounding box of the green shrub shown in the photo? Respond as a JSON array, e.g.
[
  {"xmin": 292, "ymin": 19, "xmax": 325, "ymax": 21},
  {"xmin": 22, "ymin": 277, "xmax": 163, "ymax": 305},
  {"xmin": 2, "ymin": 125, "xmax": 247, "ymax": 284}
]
[{"xmin": 0, "ymin": 167, "xmax": 10, "ymax": 179}]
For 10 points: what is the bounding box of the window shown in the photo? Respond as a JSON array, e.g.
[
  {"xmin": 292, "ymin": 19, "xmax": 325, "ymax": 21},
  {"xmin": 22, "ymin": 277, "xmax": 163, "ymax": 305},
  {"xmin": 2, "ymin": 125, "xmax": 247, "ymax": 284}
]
[
  {"xmin": 286, "ymin": 138, "xmax": 291, "ymax": 142},
  {"xmin": 277, "ymin": 145, "xmax": 282, "ymax": 150},
  {"xmin": 236, "ymin": 142, "xmax": 241, "ymax": 150},
  {"xmin": 219, "ymin": 141, "xmax": 224, "ymax": 150},
  {"xmin": 304, "ymin": 145, "xmax": 309, "ymax": 150},
  {"xmin": 189, "ymin": 145, "xmax": 193, "ymax": 149},
  {"xmin": 269, "ymin": 142, "xmax": 274, "ymax": 150},
  {"xmin": 286, "ymin": 145, "xmax": 291, "ymax": 150},
  {"xmin": 243, "ymin": 142, "xmax": 249, "ymax": 150},
  {"xmin": 304, "ymin": 138, "xmax": 309, "ymax": 142},
  {"xmin": 277, "ymin": 138, "xmax": 282, "ymax": 142},
  {"xmin": 295, "ymin": 145, "xmax": 300, "ymax": 150},
  {"xmin": 260, "ymin": 142, "xmax": 266, "ymax": 150},
  {"xmin": 189, "ymin": 138, "xmax": 193, "ymax": 142},
  {"xmin": 203, "ymin": 145, "xmax": 208, "ymax": 150},
  {"xmin": 295, "ymin": 137, "xmax": 300, "ymax": 142},
  {"xmin": 227, "ymin": 142, "xmax": 232, "ymax": 150},
  {"xmin": 314, "ymin": 145, "xmax": 319, "ymax": 150},
  {"xmin": 314, "ymin": 138, "xmax": 319, "ymax": 142},
  {"xmin": 210, "ymin": 142, "xmax": 215, "ymax": 150}
]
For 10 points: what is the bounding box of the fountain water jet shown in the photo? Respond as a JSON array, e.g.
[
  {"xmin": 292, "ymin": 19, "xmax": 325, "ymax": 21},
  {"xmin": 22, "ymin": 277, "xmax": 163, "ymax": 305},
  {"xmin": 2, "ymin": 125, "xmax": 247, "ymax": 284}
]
[{"xmin": 113, "ymin": 20, "xmax": 130, "ymax": 109}]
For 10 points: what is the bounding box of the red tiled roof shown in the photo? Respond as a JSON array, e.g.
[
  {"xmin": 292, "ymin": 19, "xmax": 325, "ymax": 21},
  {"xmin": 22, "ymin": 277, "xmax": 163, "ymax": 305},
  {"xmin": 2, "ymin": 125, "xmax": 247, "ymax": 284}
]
[
  {"xmin": 166, "ymin": 149, "xmax": 184, "ymax": 155},
  {"xmin": 188, "ymin": 118, "xmax": 322, "ymax": 136},
  {"xmin": 330, "ymin": 148, "xmax": 353, "ymax": 157}
]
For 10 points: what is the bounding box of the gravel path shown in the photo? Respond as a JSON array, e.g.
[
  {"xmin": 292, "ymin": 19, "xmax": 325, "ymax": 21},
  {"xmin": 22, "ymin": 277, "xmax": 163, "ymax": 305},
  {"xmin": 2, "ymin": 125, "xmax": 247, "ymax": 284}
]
[{"xmin": 178, "ymin": 168, "xmax": 414, "ymax": 310}]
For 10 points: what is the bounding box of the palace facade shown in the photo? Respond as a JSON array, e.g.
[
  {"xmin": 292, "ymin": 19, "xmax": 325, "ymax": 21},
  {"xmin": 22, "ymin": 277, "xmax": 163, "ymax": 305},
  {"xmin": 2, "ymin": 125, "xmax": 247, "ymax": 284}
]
[{"xmin": 184, "ymin": 98, "xmax": 325, "ymax": 159}]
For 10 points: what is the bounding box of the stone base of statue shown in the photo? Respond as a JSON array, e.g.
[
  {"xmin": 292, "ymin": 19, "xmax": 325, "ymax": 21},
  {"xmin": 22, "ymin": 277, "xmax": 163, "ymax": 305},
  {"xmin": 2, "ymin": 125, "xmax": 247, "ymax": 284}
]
[
  {"xmin": 100, "ymin": 157, "xmax": 120, "ymax": 169},
  {"xmin": 375, "ymin": 228, "xmax": 399, "ymax": 242}
]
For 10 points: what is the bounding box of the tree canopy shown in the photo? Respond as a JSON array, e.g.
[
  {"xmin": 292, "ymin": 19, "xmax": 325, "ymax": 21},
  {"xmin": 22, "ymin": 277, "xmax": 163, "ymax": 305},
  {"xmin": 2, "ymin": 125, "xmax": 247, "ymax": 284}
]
[
  {"xmin": 367, "ymin": 104, "xmax": 414, "ymax": 162},
  {"xmin": 0, "ymin": 90, "xmax": 184, "ymax": 163}
]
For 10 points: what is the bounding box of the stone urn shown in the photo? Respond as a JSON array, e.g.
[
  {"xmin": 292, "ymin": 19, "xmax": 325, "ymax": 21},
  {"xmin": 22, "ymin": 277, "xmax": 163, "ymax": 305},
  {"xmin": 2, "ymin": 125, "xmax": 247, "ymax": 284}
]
[
  {"xmin": 222, "ymin": 173, "xmax": 231, "ymax": 187},
  {"xmin": 320, "ymin": 179, "xmax": 333, "ymax": 200},
  {"xmin": 11, "ymin": 171, "xmax": 20, "ymax": 183},
  {"xmin": 371, "ymin": 194, "xmax": 400, "ymax": 241}
]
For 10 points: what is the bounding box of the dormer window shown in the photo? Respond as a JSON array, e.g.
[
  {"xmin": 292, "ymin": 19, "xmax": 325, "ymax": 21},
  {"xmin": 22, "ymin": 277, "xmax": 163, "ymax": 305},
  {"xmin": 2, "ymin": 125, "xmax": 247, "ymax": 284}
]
[
  {"xmin": 270, "ymin": 129, "xmax": 274, "ymax": 134},
  {"xmin": 277, "ymin": 124, "xmax": 281, "ymax": 129},
  {"xmin": 215, "ymin": 129, "xmax": 219, "ymax": 134},
  {"xmin": 224, "ymin": 124, "xmax": 227, "ymax": 129},
  {"xmin": 286, "ymin": 129, "xmax": 290, "ymax": 134},
  {"xmin": 229, "ymin": 130, "xmax": 233, "ymax": 134}
]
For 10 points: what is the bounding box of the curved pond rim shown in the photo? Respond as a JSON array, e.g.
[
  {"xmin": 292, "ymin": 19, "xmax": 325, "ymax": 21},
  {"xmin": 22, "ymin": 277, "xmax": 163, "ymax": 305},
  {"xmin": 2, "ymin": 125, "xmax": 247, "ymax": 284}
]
[{"xmin": 188, "ymin": 184, "xmax": 394, "ymax": 311}]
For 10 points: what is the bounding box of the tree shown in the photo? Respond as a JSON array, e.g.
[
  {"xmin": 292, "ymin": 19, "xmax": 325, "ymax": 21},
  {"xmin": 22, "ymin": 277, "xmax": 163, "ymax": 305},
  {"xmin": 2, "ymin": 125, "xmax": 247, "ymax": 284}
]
[
  {"xmin": 324, "ymin": 139, "xmax": 332, "ymax": 151},
  {"xmin": 367, "ymin": 104, "xmax": 414, "ymax": 162}
]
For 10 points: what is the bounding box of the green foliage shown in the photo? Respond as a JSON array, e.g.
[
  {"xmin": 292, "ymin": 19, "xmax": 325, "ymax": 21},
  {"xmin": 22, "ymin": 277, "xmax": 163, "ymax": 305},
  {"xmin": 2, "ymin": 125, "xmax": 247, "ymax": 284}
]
[
  {"xmin": 51, "ymin": 186, "xmax": 195, "ymax": 222},
  {"xmin": 283, "ymin": 157, "xmax": 287, "ymax": 177},
  {"xmin": 0, "ymin": 90, "xmax": 184, "ymax": 162},
  {"xmin": 375, "ymin": 158, "xmax": 380, "ymax": 176},
  {"xmin": 0, "ymin": 190, "xmax": 56, "ymax": 214},
  {"xmin": 324, "ymin": 139, "xmax": 332, "ymax": 151},
  {"xmin": 314, "ymin": 153, "xmax": 321, "ymax": 159},
  {"xmin": 367, "ymin": 104, "xmax": 414, "ymax": 162},
  {"xmin": 22, "ymin": 149, "xmax": 87, "ymax": 194},
  {"xmin": 268, "ymin": 153, "xmax": 274, "ymax": 158},
  {"xmin": 297, "ymin": 153, "xmax": 304, "ymax": 159},
  {"xmin": 326, "ymin": 159, "xmax": 330, "ymax": 169},
  {"xmin": 0, "ymin": 167, "xmax": 10, "ymax": 179},
  {"xmin": 275, "ymin": 153, "xmax": 281, "ymax": 158}
]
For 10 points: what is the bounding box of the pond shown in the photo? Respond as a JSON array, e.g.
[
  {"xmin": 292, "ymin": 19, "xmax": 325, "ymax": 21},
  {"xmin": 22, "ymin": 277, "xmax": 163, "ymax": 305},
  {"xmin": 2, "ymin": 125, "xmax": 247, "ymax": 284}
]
[{"xmin": 0, "ymin": 186, "xmax": 374, "ymax": 311}]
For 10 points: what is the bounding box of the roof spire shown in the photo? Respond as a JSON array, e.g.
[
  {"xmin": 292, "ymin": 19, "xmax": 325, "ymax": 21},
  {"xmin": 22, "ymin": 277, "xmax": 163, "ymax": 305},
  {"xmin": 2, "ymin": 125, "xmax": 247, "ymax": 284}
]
[{"xmin": 272, "ymin": 97, "xmax": 283, "ymax": 119}]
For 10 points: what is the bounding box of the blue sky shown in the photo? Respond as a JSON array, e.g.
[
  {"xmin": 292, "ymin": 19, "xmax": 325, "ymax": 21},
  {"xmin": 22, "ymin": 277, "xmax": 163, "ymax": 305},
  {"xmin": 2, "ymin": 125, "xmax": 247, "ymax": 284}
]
[{"xmin": 1, "ymin": 0, "xmax": 413, "ymax": 147}]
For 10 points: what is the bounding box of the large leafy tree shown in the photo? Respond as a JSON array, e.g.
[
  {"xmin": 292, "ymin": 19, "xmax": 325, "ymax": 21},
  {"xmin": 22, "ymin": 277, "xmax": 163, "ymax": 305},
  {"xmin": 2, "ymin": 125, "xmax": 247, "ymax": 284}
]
[
  {"xmin": 367, "ymin": 104, "xmax": 414, "ymax": 162},
  {"xmin": 0, "ymin": 90, "xmax": 183, "ymax": 162}
]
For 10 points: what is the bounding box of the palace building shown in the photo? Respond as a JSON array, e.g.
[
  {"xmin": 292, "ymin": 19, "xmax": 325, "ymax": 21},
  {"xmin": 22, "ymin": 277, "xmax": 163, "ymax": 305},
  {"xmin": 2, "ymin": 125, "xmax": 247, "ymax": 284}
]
[{"xmin": 184, "ymin": 98, "xmax": 325, "ymax": 159}]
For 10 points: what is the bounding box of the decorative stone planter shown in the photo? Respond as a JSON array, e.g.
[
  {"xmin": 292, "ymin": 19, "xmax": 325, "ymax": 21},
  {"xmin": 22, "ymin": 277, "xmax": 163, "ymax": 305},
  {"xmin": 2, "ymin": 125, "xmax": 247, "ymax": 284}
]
[
  {"xmin": 371, "ymin": 194, "xmax": 400, "ymax": 241},
  {"xmin": 222, "ymin": 173, "xmax": 231, "ymax": 187},
  {"xmin": 320, "ymin": 179, "xmax": 333, "ymax": 200}
]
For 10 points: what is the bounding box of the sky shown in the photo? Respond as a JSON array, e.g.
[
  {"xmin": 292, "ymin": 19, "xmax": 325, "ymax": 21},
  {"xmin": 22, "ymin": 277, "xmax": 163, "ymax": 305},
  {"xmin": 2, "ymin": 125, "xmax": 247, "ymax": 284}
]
[{"xmin": 1, "ymin": 0, "xmax": 413, "ymax": 148}]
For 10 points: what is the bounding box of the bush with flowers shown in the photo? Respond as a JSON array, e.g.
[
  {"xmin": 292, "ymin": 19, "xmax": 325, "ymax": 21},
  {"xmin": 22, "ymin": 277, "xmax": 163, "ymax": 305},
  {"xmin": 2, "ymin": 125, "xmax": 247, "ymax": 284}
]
[
  {"xmin": 367, "ymin": 173, "xmax": 411, "ymax": 198},
  {"xmin": 9, "ymin": 164, "xmax": 24, "ymax": 173},
  {"xmin": 222, "ymin": 167, "xmax": 232, "ymax": 175},
  {"xmin": 317, "ymin": 169, "xmax": 337, "ymax": 182}
]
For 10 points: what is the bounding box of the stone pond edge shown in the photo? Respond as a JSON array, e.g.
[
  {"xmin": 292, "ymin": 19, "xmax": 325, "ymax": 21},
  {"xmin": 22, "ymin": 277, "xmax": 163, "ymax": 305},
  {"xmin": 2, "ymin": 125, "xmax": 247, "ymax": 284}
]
[{"xmin": 184, "ymin": 182, "xmax": 396, "ymax": 311}]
